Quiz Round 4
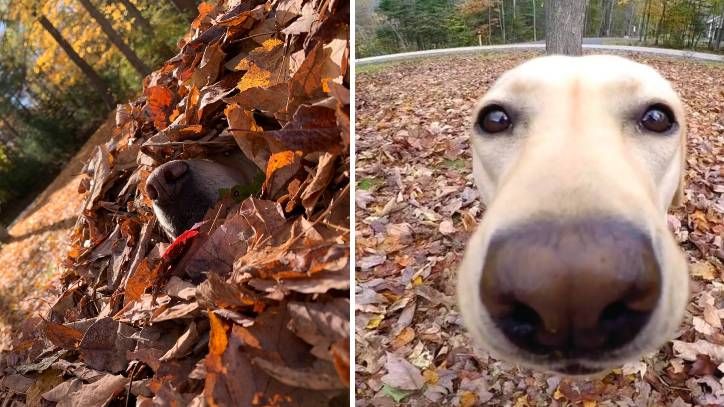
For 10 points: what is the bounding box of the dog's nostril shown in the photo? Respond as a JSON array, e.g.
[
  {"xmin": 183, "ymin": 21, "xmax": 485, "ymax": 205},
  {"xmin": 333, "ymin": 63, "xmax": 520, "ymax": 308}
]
[
  {"xmin": 146, "ymin": 184, "xmax": 158, "ymax": 200},
  {"xmin": 598, "ymin": 301, "xmax": 653, "ymax": 350},
  {"xmin": 600, "ymin": 301, "xmax": 630, "ymax": 324},
  {"xmin": 494, "ymin": 301, "xmax": 545, "ymax": 353},
  {"xmin": 508, "ymin": 301, "xmax": 540, "ymax": 337}
]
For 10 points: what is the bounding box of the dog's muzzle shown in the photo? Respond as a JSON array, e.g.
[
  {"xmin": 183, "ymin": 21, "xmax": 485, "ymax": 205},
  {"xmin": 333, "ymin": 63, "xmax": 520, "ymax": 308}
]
[{"xmin": 479, "ymin": 218, "xmax": 661, "ymax": 361}]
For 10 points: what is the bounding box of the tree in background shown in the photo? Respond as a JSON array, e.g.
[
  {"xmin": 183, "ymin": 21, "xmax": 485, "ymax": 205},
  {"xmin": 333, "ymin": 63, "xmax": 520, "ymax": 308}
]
[
  {"xmin": 77, "ymin": 0, "xmax": 150, "ymax": 76},
  {"xmin": 0, "ymin": 0, "xmax": 195, "ymax": 222},
  {"xmin": 546, "ymin": 0, "xmax": 586, "ymax": 55},
  {"xmin": 376, "ymin": 0, "xmax": 474, "ymax": 51},
  {"xmin": 357, "ymin": 0, "xmax": 724, "ymax": 57},
  {"xmin": 36, "ymin": 13, "xmax": 116, "ymax": 108}
]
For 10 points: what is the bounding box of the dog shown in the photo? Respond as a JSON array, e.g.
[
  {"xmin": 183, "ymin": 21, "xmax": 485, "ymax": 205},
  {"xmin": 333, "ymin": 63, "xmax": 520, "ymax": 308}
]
[
  {"xmin": 145, "ymin": 153, "xmax": 261, "ymax": 239},
  {"xmin": 457, "ymin": 55, "xmax": 689, "ymax": 375}
]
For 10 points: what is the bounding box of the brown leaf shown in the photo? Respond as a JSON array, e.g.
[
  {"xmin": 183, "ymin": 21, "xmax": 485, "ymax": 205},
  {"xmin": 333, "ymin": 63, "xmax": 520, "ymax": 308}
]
[
  {"xmin": 78, "ymin": 318, "xmax": 137, "ymax": 373},
  {"xmin": 226, "ymin": 103, "xmax": 270, "ymax": 169},
  {"xmin": 191, "ymin": 41, "xmax": 226, "ymax": 88},
  {"xmin": 44, "ymin": 322, "xmax": 83, "ymax": 350},
  {"xmin": 252, "ymin": 357, "xmax": 345, "ymax": 390},
  {"xmin": 381, "ymin": 352, "xmax": 425, "ymax": 391},
  {"xmin": 42, "ymin": 374, "xmax": 129, "ymax": 407},
  {"xmin": 204, "ymin": 306, "xmax": 339, "ymax": 405},
  {"xmin": 690, "ymin": 354, "xmax": 717, "ymax": 377}
]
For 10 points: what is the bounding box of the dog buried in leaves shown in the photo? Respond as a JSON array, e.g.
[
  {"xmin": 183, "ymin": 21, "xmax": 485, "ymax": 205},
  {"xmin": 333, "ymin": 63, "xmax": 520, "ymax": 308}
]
[
  {"xmin": 457, "ymin": 55, "xmax": 689, "ymax": 375},
  {"xmin": 145, "ymin": 153, "xmax": 261, "ymax": 239}
]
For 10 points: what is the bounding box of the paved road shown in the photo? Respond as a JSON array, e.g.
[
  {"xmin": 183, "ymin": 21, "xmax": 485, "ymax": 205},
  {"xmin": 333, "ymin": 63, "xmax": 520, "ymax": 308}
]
[{"xmin": 356, "ymin": 43, "xmax": 724, "ymax": 66}]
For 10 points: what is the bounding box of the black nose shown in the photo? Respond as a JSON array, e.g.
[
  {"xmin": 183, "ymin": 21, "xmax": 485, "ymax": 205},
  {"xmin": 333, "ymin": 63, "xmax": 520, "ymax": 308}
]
[
  {"xmin": 480, "ymin": 219, "xmax": 661, "ymax": 358},
  {"xmin": 146, "ymin": 161, "xmax": 189, "ymax": 201}
]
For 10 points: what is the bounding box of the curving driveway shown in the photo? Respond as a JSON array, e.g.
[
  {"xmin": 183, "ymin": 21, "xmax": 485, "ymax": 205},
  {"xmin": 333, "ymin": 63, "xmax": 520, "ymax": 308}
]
[{"xmin": 356, "ymin": 43, "xmax": 724, "ymax": 66}]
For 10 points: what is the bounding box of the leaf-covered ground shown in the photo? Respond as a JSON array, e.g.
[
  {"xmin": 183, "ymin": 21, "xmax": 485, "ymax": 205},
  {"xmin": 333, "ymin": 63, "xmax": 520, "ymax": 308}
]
[
  {"xmin": 355, "ymin": 52, "xmax": 723, "ymax": 406},
  {"xmin": 0, "ymin": 118, "xmax": 115, "ymax": 352}
]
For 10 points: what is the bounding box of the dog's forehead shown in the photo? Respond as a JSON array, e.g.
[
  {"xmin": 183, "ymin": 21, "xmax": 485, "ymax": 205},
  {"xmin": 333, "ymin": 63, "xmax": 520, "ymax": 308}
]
[{"xmin": 482, "ymin": 55, "xmax": 679, "ymax": 106}]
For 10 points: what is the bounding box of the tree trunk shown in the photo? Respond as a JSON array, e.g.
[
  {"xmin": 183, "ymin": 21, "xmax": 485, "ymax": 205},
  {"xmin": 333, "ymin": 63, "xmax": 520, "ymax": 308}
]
[
  {"xmin": 606, "ymin": 0, "xmax": 614, "ymax": 35},
  {"xmin": 625, "ymin": 0, "xmax": 636, "ymax": 36},
  {"xmin": 488, "ymin": 4, "xmax": 492, "ymax": 44},
  {"xmin": 0, "ymin": 116, "xmax": 20, "ymax": 141},
  {"xmin": 532, "ymin": 0, "xmax": 537, "ymax": 41},
  {"xmin": 654, "ymin": 0, "xmax": 667, "ymax": 45},
  {"xmin": 642, "ymin": 0, "xmax": 652, "ymax": 42},
  {"xmin": 37, "ymin": 14, "xmax": 115, "ymax": 109},
  {"xmin": 117, "ymin": 0, "xmax": 175, "ymax": 57},
  {"xmin": 512, "ymin": 0, "xmax": 517, "ymax": 41},
  {"xmin": 117, "ymin": 0, "xmax": 153, "ymax": 35},
  {"xmin": 77, "ymin": 0, "xmax": 150, "ymax": 77},
  {"xmin": 168, "ymin": 0, "xmax": 197, "ymax": 20},
  {"xmin": 599, "ymin": 0, "xmax": 614, "ymax": 36},
  {"xmin": 545, "ymin": 0, "xmax": 585, "ymax": 55},
  {"xmin": 499, "ymin": 0, "xmax": 507, "ymax": 43},
  {"xmin": 638, "ymin": 2, "xmax": 647, "ymax": 42},
  {"xmin": 717, "ymin": 10, "xmax": 724, "ymax": 49},
  {"xmin": 687, "ymin": 0, "xmax": 699, "ymax": 48}
]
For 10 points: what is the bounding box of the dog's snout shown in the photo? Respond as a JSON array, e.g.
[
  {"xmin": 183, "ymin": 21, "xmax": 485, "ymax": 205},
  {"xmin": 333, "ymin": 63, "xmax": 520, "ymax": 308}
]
[
  {"xmin": 146, "ymin": 160, "xmax": 189, "ymax": 201},
  {"xmin": 480, "ymin": 219, "xmax": 661, "ymax": 357}
]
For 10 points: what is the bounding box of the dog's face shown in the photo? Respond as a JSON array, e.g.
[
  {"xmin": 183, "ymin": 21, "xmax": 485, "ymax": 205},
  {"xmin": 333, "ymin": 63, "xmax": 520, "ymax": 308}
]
[
  {"xmin": 146, "ymin": 157, "xmax": 260, "ymax": 238},
  {"xmin": 457, "ymin": 55, "xmax": 689, "ymax": 375}
]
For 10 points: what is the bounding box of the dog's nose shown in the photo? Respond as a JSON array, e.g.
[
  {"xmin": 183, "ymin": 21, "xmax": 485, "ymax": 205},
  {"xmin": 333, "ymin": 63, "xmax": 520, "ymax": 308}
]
[
  {"xmin": 146, "ymin": 160, "xmax": 189, "ymax": 201},
  {"xmin": 480, "ymin": 219, "xmax": 661, "ymax": 357}
]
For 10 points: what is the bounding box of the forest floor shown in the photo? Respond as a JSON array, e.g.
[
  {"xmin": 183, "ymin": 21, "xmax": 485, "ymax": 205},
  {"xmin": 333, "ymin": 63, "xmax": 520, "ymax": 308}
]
[
  {"xmin": 0, "ymin": 117, "xmax": 114, "ymax": 351},
  {"xmin": 355, "ymin": 51, "xmax": 723, "ymax": 406}
]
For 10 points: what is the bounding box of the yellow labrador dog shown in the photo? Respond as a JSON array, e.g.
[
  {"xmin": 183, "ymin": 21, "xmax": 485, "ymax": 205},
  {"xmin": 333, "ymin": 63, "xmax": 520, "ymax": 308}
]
[{"xmin": 457, "ymin": 55, "xmax": 689, "ymax": 375}]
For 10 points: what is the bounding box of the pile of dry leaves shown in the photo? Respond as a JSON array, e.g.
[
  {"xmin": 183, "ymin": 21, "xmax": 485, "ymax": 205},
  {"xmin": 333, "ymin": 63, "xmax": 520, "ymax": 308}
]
[
  {"xmin": 355, "ymin": 52, "xmax": 722, "ymax": 406},
  {"xmin": 0, "ymin": 0, "xmax": 349, "ymax": 405}
]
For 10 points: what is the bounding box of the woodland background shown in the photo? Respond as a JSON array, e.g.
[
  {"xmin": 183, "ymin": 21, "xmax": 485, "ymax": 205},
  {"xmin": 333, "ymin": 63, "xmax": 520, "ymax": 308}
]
[
  {"xmin": 0, "ymin": 0, "xmax": 200, "ymax": 225},
  {"xmin": 356, "ymin": 0, "xmax": 724, "ymax": 57}
]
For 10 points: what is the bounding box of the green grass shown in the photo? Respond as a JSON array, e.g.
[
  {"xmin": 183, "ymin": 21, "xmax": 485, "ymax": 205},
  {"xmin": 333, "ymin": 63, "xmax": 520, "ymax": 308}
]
[
  {"xmin": 357, "ymin": 177, "xmax": 385, "ymax": 190},
  {"xmin": 443, "ymin": 158, "xmax": 467, "ymax": 170},
  {"xmin": 356, "ymin": 62, "xmax": 401, "ymax": 74}
]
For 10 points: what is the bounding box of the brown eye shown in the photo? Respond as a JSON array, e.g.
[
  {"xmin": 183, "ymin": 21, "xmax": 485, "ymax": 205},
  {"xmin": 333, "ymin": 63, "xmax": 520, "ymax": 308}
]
[
  {"xmin": 477, "ymin": 105, "xmax": 511, "ymax": 133},
  {"xmin": 640, "ymin": 105, "xmax": 675, "ymax": 133}
]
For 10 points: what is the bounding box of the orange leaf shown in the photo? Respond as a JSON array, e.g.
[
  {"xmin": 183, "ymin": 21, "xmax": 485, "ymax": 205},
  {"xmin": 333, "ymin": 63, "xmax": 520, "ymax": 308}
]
[
  {"xmin": 192, "ymin": 2, "xmax": 216, "ymax": 29},
  {"xmin": 331, "ymin": 340, "xmax": 350, "ymax": 387},
  {"xmin": 238, "ymin": 64, "xmax": 272, "ymax": 92},
  {"xmin": 263, "ymin": 150, "xmax": 303, "ymax": 198},
  {"xmin": 232, "ymin": 325, "xmax": 262, "ymax": 350},
  {"xmin": 265, "ymin": 150, "xmax": 299, "ymax": 178},
  {"xmin": 145, "ymin": 86, "xmax": 174, "ymax": 130},
  {"xmin": 124, "ymin": 259, "xmax": 156, "ymax": 305},
  {"xmin": 208, "ymin": 311, "xmax": 229, "ymax": 356}
]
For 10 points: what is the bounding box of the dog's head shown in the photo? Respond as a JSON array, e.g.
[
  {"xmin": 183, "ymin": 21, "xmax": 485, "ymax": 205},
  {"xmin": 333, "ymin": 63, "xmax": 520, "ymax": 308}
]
[
  {"xmin": 457, "ymin": 55, "xmax": 689, "ymax": 375},
  {"xmin": 146, "ymin": 156, "xmax": 261, "ymax": 239}
]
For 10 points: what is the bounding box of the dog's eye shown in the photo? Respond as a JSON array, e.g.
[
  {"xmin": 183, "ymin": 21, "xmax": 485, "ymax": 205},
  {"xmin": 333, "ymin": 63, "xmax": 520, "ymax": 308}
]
[
  {"xmin": 640, "ymin": 105, "xmax": 675, "ymax": 133},
  {"xmin": 477, "ymin": 106, "xmax": 511, "ymax": 133}
]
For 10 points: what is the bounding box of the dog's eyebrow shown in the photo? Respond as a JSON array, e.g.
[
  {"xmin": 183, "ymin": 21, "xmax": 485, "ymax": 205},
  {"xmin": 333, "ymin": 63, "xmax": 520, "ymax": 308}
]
[{"xmin": 505, "ymin": 76, "xmax": 546, "ymax": 95}]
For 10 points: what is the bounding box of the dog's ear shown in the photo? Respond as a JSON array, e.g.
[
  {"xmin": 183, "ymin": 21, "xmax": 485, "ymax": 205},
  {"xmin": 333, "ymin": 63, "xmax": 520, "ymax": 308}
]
[
  {"xmin": 670, "ymin": 130, "xmax": 687, "ymax": 208},
  {"xmin": 670, "ymin": 175, "xmax": 684, "ymax": 208}
]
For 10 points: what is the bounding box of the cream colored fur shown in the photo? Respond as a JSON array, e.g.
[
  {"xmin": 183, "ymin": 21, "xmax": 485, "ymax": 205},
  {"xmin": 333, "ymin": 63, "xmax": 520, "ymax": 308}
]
[{"xmin": 457, "ymin": 55, "xmax": 689, "ymax": 374}]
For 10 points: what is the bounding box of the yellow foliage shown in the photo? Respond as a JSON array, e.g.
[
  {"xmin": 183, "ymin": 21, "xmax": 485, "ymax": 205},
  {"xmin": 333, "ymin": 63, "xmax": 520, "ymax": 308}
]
[
  {"xmin": 18, "ymin": 0, "xmax": 138, "ymax": 90},
  {"xmin": 0, "ymin": 147, "xmax": 10, "ymax": 169}
]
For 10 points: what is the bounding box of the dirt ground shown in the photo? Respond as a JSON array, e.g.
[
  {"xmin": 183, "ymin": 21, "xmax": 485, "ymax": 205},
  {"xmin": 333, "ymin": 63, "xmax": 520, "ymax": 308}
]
[
  {"xmin": 355, "ymin": 51, "xmax": 723, "ymax": 406},
  {"xmin": 0, "ymin": 117, "xmax": 114, "ymax": 351}
]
